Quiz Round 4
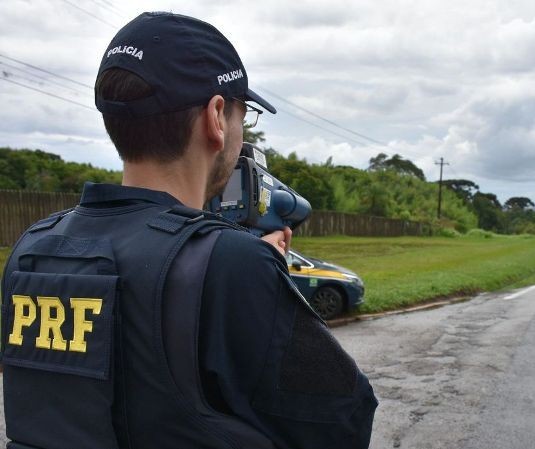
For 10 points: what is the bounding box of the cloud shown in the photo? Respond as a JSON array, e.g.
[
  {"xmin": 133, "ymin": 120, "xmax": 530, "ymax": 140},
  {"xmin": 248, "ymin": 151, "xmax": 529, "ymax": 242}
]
[
  {"xmin": 0, "ymin": 85, "xmax": 101, "ymax": 137},
  {"xmin": 1, "ymin": 0, "xmax": 535, "ymax": 203},
  {"xmin": 422, "ymin": 79, "xmax": 535, "ymax": 182},
  {"xmin": 265, "ymin": 132, "xmax": 381, "ymax": 170},
  {"xmin": 0, "ymin": 130, "xmax": 121, "ymax": 170}
]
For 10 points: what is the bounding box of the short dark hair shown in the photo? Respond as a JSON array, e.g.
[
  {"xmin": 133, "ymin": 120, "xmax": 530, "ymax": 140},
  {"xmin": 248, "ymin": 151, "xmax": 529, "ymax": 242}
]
[{"xmin": 95, "ymin": 69, "xmax": 233, "ymax": 163}]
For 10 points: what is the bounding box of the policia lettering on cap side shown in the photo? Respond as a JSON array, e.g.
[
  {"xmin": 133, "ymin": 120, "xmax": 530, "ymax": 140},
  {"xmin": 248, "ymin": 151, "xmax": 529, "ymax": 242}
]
[{"xmin": 1, "ymin": 12, "xmax": 377, "ymax": 449}]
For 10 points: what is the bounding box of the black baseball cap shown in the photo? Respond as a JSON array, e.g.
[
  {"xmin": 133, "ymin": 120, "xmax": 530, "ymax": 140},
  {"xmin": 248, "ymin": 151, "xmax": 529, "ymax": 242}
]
[{"xmin": 95, "ymin": 12, "xmax": 276, "ymax": 117}]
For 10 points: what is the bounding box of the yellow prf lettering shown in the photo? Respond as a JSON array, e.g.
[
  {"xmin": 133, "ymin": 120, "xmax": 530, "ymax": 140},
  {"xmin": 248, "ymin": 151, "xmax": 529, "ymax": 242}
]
[
  {"xmin": 35, "ymin": 297, "xmax": 67, "ymax": 351},
  {"xmin": 8, "ymin": 295, "xmax": 37, "ymax": 346},
  {"xmin": 69, "ymin": 298, "xmax": 103, "ymax": 353}
]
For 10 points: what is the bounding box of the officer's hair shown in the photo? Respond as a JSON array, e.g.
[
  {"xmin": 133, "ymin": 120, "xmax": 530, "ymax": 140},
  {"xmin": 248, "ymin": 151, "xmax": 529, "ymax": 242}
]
[{"xmin": 95, "ymin": 69, "xmax": 233, "ymax": 163}]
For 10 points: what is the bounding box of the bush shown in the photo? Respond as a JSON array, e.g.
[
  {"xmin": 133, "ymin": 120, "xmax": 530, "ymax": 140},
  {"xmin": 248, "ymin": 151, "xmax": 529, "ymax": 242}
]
[
  {"xmin": 516, "ymin": 233, "xmax": 535, "ymax": 239},
  {"xmin": 435, "ymin": 227, "xmax": 462, "ymax": 238},
  {"xmin": 515, "ymin": 222, "xmax": 535, "ymax": 235},
  {"xmin": 465, "ymin": 228, "xmax": 495, "ymax": 239}
]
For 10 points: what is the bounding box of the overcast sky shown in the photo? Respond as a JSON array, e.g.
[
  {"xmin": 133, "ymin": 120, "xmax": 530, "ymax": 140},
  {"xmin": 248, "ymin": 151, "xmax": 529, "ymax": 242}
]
[{"xmin": 1, "ymin": 0, "xmax": 535, "ymax": 203}]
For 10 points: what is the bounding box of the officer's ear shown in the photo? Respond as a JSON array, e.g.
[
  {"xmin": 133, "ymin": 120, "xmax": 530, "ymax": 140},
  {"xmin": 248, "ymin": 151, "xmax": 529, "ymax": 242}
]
[{"xmin": 204, "ymin": 95, "xmax": 227, "ymax": 152}]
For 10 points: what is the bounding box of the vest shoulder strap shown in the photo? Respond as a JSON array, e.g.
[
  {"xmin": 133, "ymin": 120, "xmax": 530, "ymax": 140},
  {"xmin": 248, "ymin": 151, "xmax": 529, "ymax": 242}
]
[
  {"xmin": 28, "ymin": 207, "xmax": 75, "ymax": 233},
  {"xmin": 147, "ymin": 205, "xmax": 249, "ymax": 236}
]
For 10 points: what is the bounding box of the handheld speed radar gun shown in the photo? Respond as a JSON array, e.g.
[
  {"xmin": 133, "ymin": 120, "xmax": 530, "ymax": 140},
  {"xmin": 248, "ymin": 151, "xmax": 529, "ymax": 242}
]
[{"xmin": 208, "ymin": 143, "xmax": 312, "ymax": 236}]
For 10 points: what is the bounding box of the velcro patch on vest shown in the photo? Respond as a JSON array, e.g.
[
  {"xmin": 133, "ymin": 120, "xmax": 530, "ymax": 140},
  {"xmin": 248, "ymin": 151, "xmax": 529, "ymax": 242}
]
[{"xmin": 2, "ymin": 271, "xmax": 117, "ymax": 380}]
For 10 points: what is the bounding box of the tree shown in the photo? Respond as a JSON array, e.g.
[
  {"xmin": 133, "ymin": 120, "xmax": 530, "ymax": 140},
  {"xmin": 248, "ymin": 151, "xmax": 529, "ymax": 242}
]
[
  {"xmin": 243, "ymin": 126, "xmax": 265, "ymax": 145},
  {"xmin": 359, "ymin": 175, "xmax": 393, "ymax": 217},
  {"xmin": 0, "ymin": 147, "xmax": 121, "ymax": 192},
  {"xmin": 265, "ymin": 151, "xmax": 334, "ymax": 210},
  {"xmin": 367, "ymin": 153, "xmax": 388, "ymax": 171},
  {"xmin": 442, "ymin": 179, "xmax": 479, "ymax": 204},
  {"xmin": 472, "ymin": 192, "xmax": 503, "ymax": 231},
  {"xmin": 323, "ymin": 156, "xmax": 333, "ymax": 168},
  {"xmin": 292, "ymin": 169, "xmax": 334, "ymax": 210},
  {"xmin": 368, "ymin": 153, "xmax": 425, "ymax": 180},
  {"xmin": 504, "ymin": 196, "xmax": 535, "ymax": 211},
  {"xmin": 502, "ymin": 197, "xmax": 535, "ymax": 234}
]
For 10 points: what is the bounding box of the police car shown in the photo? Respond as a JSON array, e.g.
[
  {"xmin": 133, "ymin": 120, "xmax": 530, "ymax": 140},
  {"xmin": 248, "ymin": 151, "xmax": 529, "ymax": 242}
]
[{"xmin": 285, "ymin": 250, "xmax": 365, "ymax": 320}]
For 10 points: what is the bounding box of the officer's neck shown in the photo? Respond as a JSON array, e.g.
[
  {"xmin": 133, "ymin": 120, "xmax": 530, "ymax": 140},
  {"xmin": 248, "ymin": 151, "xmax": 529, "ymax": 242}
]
[{"xmin": 122, "ymin": 156, "xmax": 209, "ymax": 210}]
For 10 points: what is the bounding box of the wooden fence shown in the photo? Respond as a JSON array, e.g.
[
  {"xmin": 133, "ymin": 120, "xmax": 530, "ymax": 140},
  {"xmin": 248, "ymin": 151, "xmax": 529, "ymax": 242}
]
[
  {"xmin": 0, "ymin": 190, "xmax": 80, "ymax": 247},
  {"xmin": 0, "ymin": 189, "xmax": 427, "ymax": 246},
  {"xmin": 295, "ymin": 210, "xmax": 428, "ymax": 237}
]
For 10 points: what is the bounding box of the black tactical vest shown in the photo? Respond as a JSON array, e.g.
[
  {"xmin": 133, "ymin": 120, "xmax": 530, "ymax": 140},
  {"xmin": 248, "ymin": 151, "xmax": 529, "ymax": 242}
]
[{"xmin": 1, "ymin": 199, "xmax": 276, "ymax": 449}]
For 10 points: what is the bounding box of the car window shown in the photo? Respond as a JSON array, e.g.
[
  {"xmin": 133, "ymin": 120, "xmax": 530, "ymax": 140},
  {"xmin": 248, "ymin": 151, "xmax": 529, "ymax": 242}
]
[
  {"xmin": 286, "ymin": 252, "xmax": 313, "ymax": 268},
  {"xmin": 285, "ymin": 252, "xmax": 297, "ymax": 265}
]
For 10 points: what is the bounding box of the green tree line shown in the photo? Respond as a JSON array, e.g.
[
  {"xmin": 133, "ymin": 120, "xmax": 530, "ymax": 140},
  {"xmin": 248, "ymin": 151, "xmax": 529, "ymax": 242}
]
[
  {"xmin": 442, "ymin": 179, "xmax": 535, "ymax": 234},
  {"xmin": 1, "ymin": 144, "xmax": 534, "ymax": 234},
  {"xmin": 266, "ymin": 148, "xmax": 535, "ymax": 234},
  {"xmin": 0, "ymin": 147, "xmax": 121, "ymax": 192},
  {"xmin": 265, "ymin": 150, "xmax": 479, "ymax": 233}
]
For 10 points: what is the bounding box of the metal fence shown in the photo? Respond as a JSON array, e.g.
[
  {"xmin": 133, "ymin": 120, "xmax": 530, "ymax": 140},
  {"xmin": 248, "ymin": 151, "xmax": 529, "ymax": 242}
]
[{"xmin": 0, "ymin": 190, "xmax": 427, "ymax": 246}]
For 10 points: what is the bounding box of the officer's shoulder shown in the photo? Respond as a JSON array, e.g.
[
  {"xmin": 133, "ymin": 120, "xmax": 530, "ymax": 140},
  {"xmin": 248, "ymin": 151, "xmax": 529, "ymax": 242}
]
[
  {"xmin": 211, "ymin": 228, "xmax": 286, "ymax": 268},
  {"xmin": 26, "ymin": 207, "xmax": 75, "ymax": 233},
  {"xmin": 213, "ymin": 228, "xmax": 274, "ymax": 254}
]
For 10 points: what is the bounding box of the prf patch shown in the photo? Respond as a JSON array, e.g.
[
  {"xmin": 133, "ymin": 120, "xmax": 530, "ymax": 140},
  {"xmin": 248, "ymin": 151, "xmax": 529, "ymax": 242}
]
[{"xmin": 2, "ymin": 271, "xmax": 117, "ymax": 380}]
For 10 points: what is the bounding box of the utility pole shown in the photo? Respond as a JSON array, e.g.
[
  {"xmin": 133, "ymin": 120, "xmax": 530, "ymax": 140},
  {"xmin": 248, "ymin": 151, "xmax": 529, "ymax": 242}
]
[{"xmin": 435, "ymin": 157, "xmax": 449, "ymax": 219}]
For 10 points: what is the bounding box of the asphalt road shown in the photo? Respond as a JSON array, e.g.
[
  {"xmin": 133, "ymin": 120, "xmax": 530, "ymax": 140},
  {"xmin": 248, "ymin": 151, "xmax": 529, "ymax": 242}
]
[
  {"xmin": 333, "ymin": 285, "xmax": 535, "ymax": 449},
  {"xmin": 0, "ymin": 286, "xmax": 534, "ymax": 448}
]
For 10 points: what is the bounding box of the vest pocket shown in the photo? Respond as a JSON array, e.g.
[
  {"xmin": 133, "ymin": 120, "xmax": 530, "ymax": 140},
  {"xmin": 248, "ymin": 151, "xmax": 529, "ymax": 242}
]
[
  {"xmin": 1, "ymin": 235, "xmax": 121, "ymax": 449},
  {"xmin": 2, "ymin": 271, "xmax": 117, "ymax": 379}
]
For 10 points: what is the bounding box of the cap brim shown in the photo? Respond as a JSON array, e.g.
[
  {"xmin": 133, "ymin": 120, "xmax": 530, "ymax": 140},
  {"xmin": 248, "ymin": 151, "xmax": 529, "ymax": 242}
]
[{"xmin": 246, "ymin": 88, "xmax": 276, "ymax": 114}]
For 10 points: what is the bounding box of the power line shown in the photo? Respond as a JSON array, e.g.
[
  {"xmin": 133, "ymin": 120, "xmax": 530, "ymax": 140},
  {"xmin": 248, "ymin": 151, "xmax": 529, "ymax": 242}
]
[
  {"xmin": 60, "ymin": 0, "xmax": 118, "ymax": 29},
  {"xmin": 0, "ymin": 61, "xmax": 57, "ymax": 84},
  {"xmin": 0, "ymin": 58, "xmax": 378, "ymax": 149},
  {"xmin": 0, "ymin": 53, "xmax": 364, "ymax": 145},
  {"xmin": 272, "ymin": 106, "xmax": 429, "ymax": 170},
  {"xmin": 276, "ymin": 106, "xmax": 371, "ymax": 147},
  {"xmin": 0, "ymin": 55, "xmax": 404, "ymax": 157},
  {"xmin": 271, "ymin": 102, "xmax": 408, "ymax": 156},
  {"xmin": 0, "ymin": 53, "xmax": 421, "ymax": 163},
  {"xmin": 86, "ymin": 0, "xmax": 125, "ymax": 19},
  {"xmin": 0, "ymin": 61, "xmax": 92, "ymax": 97},
  {"xmin": 257, "ymin": 86, "xmax": 388, "ymax": 146},
  {"xmin": 0, "ymin": 77, "xmax": 95, "ymax": 111},
  {"xmin": 0, "ymin": 53, "xmax": 93, "ymax": 89},
  {"xmin": 275, "ymin": 101, "xmax": 428, "ymax": 167},
  {"xmin": 98, "ymin": 0, "xmax": 128, "ymax": 16},
  {"xmin": 2, "ymin": 70, "xmax": 47, "ymax": 88}
]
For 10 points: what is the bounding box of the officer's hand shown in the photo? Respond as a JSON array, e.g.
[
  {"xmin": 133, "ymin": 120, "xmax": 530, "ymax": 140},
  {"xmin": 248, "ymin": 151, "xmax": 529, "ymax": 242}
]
[{"xmin": 262, "ymin": 227, "xmax": 292, "ymax": 257}]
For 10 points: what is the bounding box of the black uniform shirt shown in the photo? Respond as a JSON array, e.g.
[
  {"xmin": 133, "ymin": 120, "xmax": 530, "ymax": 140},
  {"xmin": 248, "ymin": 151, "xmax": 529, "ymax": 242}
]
[{"xmin": 81, "ymin": 183, "xmax": 378, "ymax": 449}]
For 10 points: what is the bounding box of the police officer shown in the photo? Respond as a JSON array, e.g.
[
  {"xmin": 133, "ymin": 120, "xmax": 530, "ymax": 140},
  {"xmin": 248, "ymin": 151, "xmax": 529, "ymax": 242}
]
[{"xmin": 1, "ymin": 12, "xmax": 377, "ymax": 449}]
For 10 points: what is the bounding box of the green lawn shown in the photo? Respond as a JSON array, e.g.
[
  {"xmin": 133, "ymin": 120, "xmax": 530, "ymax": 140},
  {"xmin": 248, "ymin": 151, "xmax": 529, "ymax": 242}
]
[
  {"xmin": 2, "ymin": 235, "xmax": 535, "ymax": 314},
  {"xmin": 292, "ymin": 234, "xmax": 535, "ymax": 313}
]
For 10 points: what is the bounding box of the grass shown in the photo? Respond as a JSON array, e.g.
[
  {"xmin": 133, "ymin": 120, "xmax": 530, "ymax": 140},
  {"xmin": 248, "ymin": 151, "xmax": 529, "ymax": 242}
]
[
  {"xmin": 2, "ymin": 234, "xmax": 535, "ymax": 314},
  {"xmin": 292, "ymin": 234, "xmax": 535, "ymax": 313}
]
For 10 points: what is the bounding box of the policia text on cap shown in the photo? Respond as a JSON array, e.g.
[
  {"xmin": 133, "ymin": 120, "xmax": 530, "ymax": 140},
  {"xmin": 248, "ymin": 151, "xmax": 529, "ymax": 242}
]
[{"xmin": 1, "ymin": 12, "xmax": 378, "ymax": 449}]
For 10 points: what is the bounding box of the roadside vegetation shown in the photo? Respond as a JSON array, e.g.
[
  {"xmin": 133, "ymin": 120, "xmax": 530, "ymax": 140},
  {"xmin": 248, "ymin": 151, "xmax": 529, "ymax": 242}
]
[
  {"xmin": 2, "ymin": 137, "xmax": 535, "ymax": 313},
  {"xmin": 0, "ymin": 147, "xmax": 121, "ymax": 192},
  {"xmin": 293, "ymin": 234, "xmax": 535, "ymax": 314},
  {"xmin": 3, "ymin": 145, "xmax": 535, "ymax": 235}
]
